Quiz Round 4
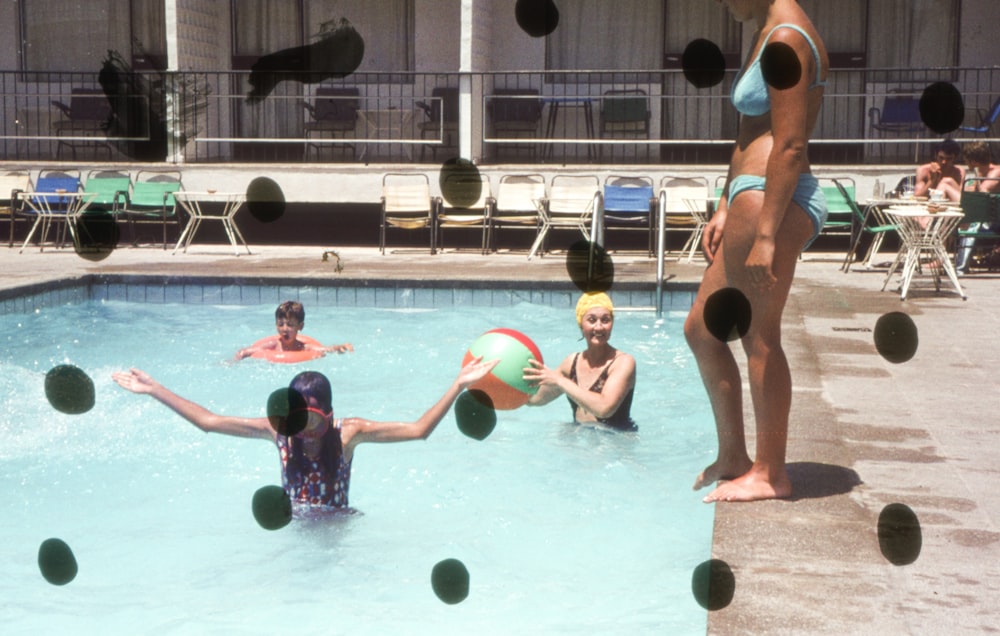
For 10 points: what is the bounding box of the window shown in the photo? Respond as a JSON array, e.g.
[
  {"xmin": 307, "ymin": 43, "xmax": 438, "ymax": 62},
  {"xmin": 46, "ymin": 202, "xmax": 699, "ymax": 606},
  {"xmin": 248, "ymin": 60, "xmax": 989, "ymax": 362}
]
[
  {"xmin": 546, "ymin": 2, "xmax": 662, "ymax": 70},
  {"xmin": 663, "ymin": 0, "xmax": 740, "ymax": 69},
  {"xmin": 799, "ymin": 0, "xmax": 866, "ymax": 67},
  {"xmin": 20, "ymin": 0, "xmax": 163, "ymax": 73},
  {"xmin": 232, "ymin": 0, "xmax": 413, "ymax": 72},
  {"xmin": 867, "ymin": 0, "xmax": 958, "ymax": 69},
  {"xmin": 305, "ymin": 0, "xmax": 413, "ymax": 73}
]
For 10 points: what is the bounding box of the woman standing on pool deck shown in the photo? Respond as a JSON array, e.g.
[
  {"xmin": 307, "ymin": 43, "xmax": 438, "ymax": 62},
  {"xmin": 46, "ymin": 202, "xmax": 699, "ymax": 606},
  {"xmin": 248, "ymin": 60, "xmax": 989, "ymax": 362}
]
[
  {"xmin": 112, "ymin": 358, "xmax": 497, "ymax": 509},
  {"xmin": 524, "ymin": 292, "xmax": 637, "ymax": 431},
  {"xmin": 686, "ymin": 0, "xmax": 828, "ymax": 502}
]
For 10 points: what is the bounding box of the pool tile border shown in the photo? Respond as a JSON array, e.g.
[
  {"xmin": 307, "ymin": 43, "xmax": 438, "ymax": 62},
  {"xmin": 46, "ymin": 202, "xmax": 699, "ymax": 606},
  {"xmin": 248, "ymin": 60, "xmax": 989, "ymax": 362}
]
[{"xmin": 0, "ymin": 275, "xmax": 697, "ymax": 315}]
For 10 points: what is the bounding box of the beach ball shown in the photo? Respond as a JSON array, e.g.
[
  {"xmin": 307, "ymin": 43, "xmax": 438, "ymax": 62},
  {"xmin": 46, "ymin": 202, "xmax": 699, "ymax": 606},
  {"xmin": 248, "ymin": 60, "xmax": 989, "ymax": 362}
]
[{"xmin": 461, "ymin": 328, "xmax": 543, "ymax": 410}]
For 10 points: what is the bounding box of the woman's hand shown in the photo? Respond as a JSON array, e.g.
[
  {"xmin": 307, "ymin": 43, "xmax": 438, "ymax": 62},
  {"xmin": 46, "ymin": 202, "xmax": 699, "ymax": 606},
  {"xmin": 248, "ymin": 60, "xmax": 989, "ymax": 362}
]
[
  {"xmin": 745, "ymin": 236, "xmax": 777, "ymax": 289},
  {"xmin": 111, "ymin": 368, "xmax": 158, "ymax": 395},
  {"xmin": 522, "ymin": 358, "xmax": 564, "ymax": 390},
  {"xmin": 702, "ymin": 209, "xmax": 727, "ymax": 263}
]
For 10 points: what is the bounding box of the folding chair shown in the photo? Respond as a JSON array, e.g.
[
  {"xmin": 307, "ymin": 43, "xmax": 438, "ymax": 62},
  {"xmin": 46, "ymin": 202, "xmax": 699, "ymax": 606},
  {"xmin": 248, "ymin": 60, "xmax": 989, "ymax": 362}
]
[
  {"xmin": 1, "ymin": 171, "xmax": 32, "ymax": 247},
  {"xmin": 437, "ymin": 173, "xmax": 493, "ymax": 254},
  {"xmin": 51, "ymin": 88, "xmax": 114, "ymax": 160},
  {"xmin": 818, "ymin": 177, "xmax": 856, "ymax": 243},
  {"xmin": 17, "ymin": 170, "xmax": 86, "ymax": 252},
  {"xmin": 118, "ymin": 170, "xmax": 182, "ymax": 249},
  {"xmin": 528, "ymin": 175, "xmax": 599, "ymax": 260},
  {"xmin": 380, "ymin": 173, "xmax": 437, "ymax": 254},
  {"xmin": 837, "ymin": 179, "xmax": 899, "ymax": 272},
  {"xmin": 602, "ymin": 175, "xmax": 655, "ymax": 255},
  {"xmin": 491, "ymin": 174, "xmax": 545, "ymax": 253},
  {"xmin": 659, "ymin": 176, "xmax": 710, "ymax": 262}
]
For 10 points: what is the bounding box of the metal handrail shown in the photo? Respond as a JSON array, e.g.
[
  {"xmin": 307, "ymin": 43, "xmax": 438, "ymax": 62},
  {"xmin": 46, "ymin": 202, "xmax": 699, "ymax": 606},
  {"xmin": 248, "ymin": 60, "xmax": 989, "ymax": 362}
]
[{"xmin": 655, "ymin": 189, "xmax": 667, "ymax": 317}]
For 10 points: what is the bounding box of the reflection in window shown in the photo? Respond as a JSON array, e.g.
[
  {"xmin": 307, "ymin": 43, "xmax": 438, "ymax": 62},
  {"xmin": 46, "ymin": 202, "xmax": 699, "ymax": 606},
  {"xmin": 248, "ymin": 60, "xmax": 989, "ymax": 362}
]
[
  {"xmin": 232, "ymin": 0, "xmax": 413, "ymax": 72},
  {"xmin": 20, "ymin": 0, "xmax": 162, "ymax": 73}
]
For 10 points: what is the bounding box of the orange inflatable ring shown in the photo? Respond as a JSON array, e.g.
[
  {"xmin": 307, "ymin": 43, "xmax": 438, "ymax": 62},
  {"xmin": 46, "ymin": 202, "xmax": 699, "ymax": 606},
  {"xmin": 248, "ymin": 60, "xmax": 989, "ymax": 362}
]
[{"xmin": 250, "ymin": 335, "xmax": 325, "ymax": 364}]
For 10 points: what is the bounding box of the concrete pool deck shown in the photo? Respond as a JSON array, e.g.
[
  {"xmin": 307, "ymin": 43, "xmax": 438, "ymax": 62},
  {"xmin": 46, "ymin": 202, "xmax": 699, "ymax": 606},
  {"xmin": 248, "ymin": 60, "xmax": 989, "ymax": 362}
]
[{"xmin": 1, "ymin": 243, "xmax": 998, "ymax": 634}]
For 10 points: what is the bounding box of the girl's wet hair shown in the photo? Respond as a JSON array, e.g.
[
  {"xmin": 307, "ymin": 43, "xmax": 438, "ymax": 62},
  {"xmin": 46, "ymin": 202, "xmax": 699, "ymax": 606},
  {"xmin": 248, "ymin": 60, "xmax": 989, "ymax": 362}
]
[
  {"xmin": 289, "ymin": 371, "xmax": 332, "ymax": 412},
  {"xmin": 285, "ymin": 371, "xmax": 340, "ymax": 482}
]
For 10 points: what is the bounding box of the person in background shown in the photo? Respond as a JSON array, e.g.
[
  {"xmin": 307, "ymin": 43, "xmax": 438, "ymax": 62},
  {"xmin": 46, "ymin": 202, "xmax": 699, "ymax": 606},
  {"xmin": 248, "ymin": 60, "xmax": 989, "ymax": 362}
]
[
  {"xmin": 914, "ymin": 138, "xmax": 965, "ymax": 202},
  {"xmin": 954, "ymin": 141, "xmax": 1000, "ymax": 273},
  {"xmin": 524, "ymin": 292, "xmax": 637, "ymax": 432},
  {"xmin": 235, "ymin": 300, "xmax": 353, "ymax": 361}
]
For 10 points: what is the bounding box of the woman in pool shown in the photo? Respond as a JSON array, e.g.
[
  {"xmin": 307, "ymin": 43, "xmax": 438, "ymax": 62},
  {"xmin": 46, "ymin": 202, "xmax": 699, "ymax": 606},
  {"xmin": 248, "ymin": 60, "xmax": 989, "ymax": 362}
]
[
  {"xmin": 523, "ymin": 292, "xmax": 637, "ymax": 431},
  {"xmin": 111, "ymin": 357, "xmax": 497, "ymax": 509},
  {"xmin": 686, "ymin": 0, "xmax": 828, "ymax": 502}
]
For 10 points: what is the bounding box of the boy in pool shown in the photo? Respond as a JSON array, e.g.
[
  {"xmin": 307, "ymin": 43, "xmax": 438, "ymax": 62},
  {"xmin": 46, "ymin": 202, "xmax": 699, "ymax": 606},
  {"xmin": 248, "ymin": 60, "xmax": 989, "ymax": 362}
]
[
  {"xmin": 111, "ymin": 357, "xmax": 498, "ymax": 509},
  {"xmin": 235, "ymin": 300, "xmax": 353, "ymax": 360}
]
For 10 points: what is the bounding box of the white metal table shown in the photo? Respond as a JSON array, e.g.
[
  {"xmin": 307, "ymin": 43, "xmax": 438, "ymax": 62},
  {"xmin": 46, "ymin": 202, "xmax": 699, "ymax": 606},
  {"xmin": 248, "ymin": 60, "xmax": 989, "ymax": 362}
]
[
  {"xmin": 173, "ymin": 191, "xmax": 251, "ymax": 256},
  {"xmin": 17, "ymin": 190, "xmax": 96, "ymax": 253},
  {"xmin": 882, "ymin": 205, "xmax": 966, "ymax": 300}
]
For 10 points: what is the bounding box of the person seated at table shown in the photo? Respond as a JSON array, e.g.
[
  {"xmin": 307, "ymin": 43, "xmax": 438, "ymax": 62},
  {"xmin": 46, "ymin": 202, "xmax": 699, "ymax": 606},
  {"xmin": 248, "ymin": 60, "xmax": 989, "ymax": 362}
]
[
  {"xmin": 914, "ymin": 138, "xmax": 965, "ymax": 202},
  {"xmin": 954, "ymin": 141, "xmax": 1000, "ymax": 273},
  {"xmin": 234, "ymin": 300, "xmax": 353, "ymax": 361}
]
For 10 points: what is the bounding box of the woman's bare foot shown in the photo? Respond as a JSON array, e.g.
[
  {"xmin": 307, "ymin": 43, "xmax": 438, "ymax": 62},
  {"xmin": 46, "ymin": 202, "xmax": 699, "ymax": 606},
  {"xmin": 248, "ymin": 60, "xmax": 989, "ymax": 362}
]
[
  {"xmin": 702, "ymin": 466, "xmax": 792, "ymax": 503},
  {"xmin": 693, "ymin": 457, "xmax": 753, "ymax": 491}
]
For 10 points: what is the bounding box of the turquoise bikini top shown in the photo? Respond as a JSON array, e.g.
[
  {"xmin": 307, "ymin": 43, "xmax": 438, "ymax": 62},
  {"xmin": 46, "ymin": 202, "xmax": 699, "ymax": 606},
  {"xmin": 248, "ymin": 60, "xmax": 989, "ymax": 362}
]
[{"xmin": 731, "ymin": 23, "xmax": 827, "ymax": 118}]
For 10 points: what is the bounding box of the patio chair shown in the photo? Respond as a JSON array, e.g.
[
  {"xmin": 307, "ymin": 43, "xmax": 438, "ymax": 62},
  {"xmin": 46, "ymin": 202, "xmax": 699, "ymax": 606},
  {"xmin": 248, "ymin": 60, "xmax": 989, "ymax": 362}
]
[
  {"xmin": 960, "ymin": 96, "xmax": 1000, "ymax": 137},
  {"xmin": 602, "ymin": 175, "xmax": 655, "ymax": 255},
  {"xmin": 303, "ymin": 87, "xmax": 359, "ymax": 160},
  {"xmin": 659, "ymin": 176, "xmax": 711, "ymax": 262},
  {"xmin": 490, "ymin": 174, "xmax": 545, "ymax": 253},
  {"xmin": 528, "ymin": 175, "xmax": 599, "ymax": 260},
  {"xmin": 16, "ymin": 170, "xmax": 83, "ymax": 252},
  {"xmin": 599, "ymin": 89, "xmax": 650, "ymax": 139},
  {"xmin": 437, "ymin": 173, "xmax": 492, "ymax": 254},
  {"xmin": 868, "ymin": 92, "xmax": 924, "ymax": 160},
  {"xmin": 817, "ymin": 177, "xmax": 856, "ymax": 243},
  {"xmin": 1, "ymin": 171, "xmax": 32, "ymax": 247},
  {"xmin": 488, "ymin": 89, "xmax": 543, "ymax": 159},
  {"xmin": 118, "ymin": 170, "xmax": 182, "ymax": 249},
  {"xmin": 380, "ymin": 173, "xmax": 437, "ymax": 254},
  {"xmin": 836, "ymin": 179, "xmax": 898, "ymax": 272},
  {"xmin": 417, "ymin": 86, "xmax": 459, "ymax": 161},
  {"xmin": 51, "ymin": 88, "xmax": 114, "ymax": 160},
  {"xmin": 84, "ymin": 170, "xmax": 131, "ymax": 213},
  {"xmin": 956, "ymin": 183, "xmax": 1000, "ymax": 271}
]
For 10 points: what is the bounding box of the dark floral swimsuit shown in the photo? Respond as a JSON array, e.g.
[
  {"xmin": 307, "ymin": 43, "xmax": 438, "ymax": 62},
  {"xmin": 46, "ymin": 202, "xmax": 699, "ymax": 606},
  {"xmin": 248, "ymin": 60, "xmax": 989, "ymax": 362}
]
[
  {"xmin": 276, "ymin": 418, "xmax": 352, "ymax": 508},
  {"xmin": 566, "ymin": 353, "xmax": 636, "ymax": 431}
]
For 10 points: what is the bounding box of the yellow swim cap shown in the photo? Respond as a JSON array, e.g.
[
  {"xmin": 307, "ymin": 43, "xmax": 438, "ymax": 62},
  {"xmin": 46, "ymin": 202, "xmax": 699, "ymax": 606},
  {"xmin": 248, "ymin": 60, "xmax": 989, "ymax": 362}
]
[{"xmin": 575, "ymin": 292, "xmax": 614, "ymax": 325}]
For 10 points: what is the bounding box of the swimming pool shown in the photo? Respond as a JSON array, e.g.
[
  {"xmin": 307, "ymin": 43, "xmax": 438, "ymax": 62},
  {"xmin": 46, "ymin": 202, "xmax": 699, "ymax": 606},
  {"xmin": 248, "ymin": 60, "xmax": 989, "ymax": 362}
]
[{"xmin": 0, "ymin": 295, "xmax": 715, "ymax": 634}]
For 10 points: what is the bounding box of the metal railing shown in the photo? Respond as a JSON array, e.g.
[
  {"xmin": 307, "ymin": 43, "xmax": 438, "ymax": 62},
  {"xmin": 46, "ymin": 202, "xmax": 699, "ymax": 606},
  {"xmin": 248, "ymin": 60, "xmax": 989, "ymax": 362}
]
[{"xmin": 1, "ymin": 67, "xmax": 998, "ymax": 166}]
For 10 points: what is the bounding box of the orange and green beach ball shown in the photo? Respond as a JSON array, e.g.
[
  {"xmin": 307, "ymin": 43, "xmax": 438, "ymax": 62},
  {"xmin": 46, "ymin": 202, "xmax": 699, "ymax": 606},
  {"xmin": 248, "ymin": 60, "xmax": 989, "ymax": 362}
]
[{"xmin": 462, "ymin": 328, "xmax": 543, "ymax": 410}]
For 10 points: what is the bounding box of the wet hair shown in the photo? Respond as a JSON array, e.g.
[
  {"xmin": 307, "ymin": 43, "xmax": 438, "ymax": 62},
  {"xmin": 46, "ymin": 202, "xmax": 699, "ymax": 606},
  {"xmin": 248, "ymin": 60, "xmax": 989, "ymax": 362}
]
[
  {"xmin": 285, "ymin": 371, "xmax": 340, "ymax": 484},
  {"xmin": 932, "ymin": 138, "xmax": 962, "ymax": 159},
  {"xmin": 964, "ymin": 140, "xmax": 993, "ymax": 165},
  {"xmin": 275, "ymin": 300, "xmax": 305, "ymax": 324}
]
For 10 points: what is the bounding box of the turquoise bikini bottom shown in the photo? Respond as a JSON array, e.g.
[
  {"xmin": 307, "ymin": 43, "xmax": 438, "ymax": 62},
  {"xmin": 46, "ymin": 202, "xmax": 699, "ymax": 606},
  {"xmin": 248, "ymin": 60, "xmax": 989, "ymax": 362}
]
[{"xmin": 728, "ymin": 173, "xmax": 829, "ymax": 249}]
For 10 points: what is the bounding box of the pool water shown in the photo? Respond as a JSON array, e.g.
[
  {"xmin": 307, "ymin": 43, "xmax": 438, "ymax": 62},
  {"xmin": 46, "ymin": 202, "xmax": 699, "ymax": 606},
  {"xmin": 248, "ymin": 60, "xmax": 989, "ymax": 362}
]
[{"xmin": 0, "ymin": 298, "xmax": 715, "ymax": 634}]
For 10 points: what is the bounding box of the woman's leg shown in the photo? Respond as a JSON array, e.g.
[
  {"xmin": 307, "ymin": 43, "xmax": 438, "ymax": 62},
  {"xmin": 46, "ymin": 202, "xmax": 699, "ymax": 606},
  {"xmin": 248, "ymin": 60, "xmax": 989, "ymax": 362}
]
[
  {"xmin": 702, "ymin": 190, "xmax": 814, "ymax": 502},
  {"xmin": 685, "ymin": 244, "xmax": 753, "ymax": 490}
]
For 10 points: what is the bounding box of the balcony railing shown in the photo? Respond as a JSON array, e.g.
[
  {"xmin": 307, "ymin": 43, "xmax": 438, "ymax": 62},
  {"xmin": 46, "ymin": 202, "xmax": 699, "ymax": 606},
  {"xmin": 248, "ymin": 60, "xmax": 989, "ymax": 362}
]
[{"xmin": 1, "ymin": 67, "xmax": 998, "ymax": 165}]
